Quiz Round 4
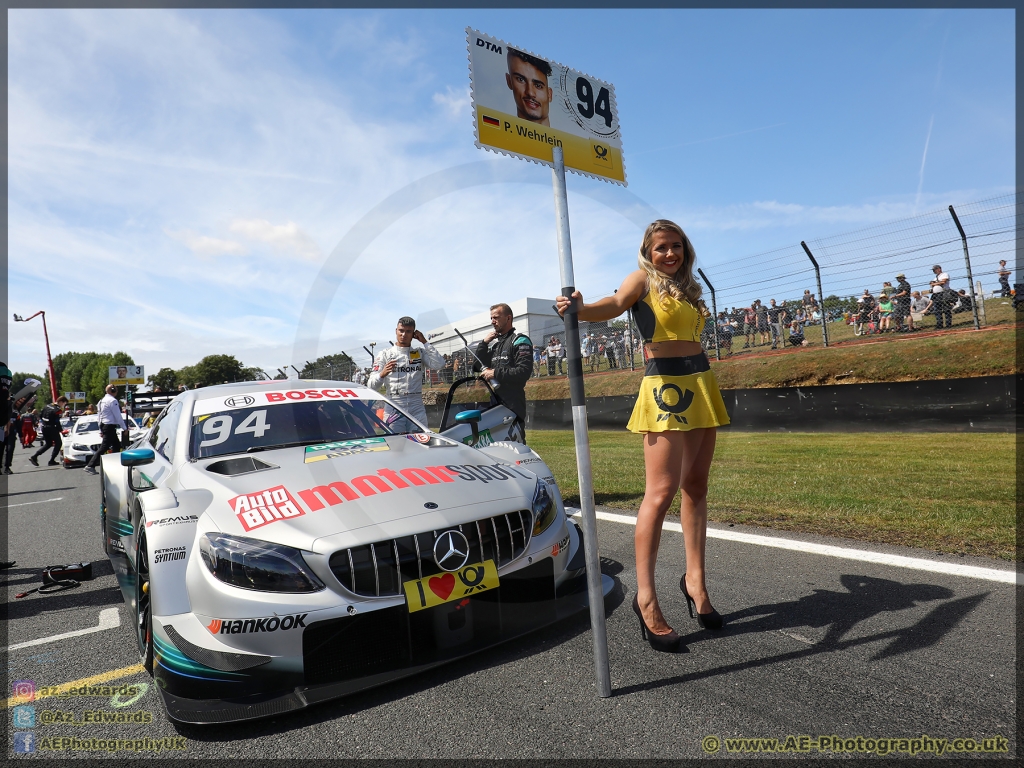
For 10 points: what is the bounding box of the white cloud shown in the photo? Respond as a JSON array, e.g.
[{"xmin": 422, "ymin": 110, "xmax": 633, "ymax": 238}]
[
  {"xmin": 167, "ymin": 229, "xmax": 247, "ymax": 256},
  {"xmin": 433, "ymin": 86, "xmax": 471, "ymax": 119},
  {"xmin": 228, "ymin": 219, "xmax": 322, "ymax": 261}
]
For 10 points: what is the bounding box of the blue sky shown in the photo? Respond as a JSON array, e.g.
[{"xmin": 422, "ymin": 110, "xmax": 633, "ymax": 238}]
[{"xmin": 7, "ymin": 8, "xmax": 1014, "ymax": 377}]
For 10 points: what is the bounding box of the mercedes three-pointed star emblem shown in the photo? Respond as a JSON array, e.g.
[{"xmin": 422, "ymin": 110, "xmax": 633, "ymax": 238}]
[{"xmin": 433, "ymin": 530, "xmax": 470, "ymax": 572}]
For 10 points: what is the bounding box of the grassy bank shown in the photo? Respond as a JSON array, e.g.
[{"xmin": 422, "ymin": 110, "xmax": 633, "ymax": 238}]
[
  {"xmin": 527, "ymin": 430, "xmax": 1015, "ymax": 561},
  {"xmin": 431, "ymin": 298, "xmax": 1015, "ymax": 403}
]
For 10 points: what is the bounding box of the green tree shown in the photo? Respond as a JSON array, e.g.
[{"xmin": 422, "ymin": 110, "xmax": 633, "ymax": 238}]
[
  {"xmin": 240, "ymin": 366, "xmax": 268, "ymax": 382},
  {"xmin": 300, "ymin": 353, "xmax": 355, "ymax": 380},
  {"xmin": 189, "ymin": 355, "xmax": 246, "ymax": 386},
  {"xmin": 58, "ymin": 352, "xmax": 102, "ymax": 398},
  {"xmin": 80, "ymin": 352, "xmax": 135, "ymax": 403},
  {"xmin": 148, "ymin": 367, "xmax": 178, "ymax": 391}
]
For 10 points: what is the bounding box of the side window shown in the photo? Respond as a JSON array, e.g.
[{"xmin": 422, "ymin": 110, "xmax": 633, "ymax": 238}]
[{"xmin": 149, "ymin": 403, "xmax": 182, "ymax": 461}]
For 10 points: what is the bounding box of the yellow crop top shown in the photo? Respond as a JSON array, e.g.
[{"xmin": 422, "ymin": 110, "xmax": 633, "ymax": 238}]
[{"xmin": 630, "ymin": 289, "xmax": 704, "ymax": 343}]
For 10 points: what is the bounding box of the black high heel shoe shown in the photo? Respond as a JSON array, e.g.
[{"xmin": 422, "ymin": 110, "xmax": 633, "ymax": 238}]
[
  {"xmin": 631, "ymin": 594, "xmax": 682, "ymax": 652},
  {"xmin": 680, "ymin": 575, "xmax": 723, "ymax": 630}
]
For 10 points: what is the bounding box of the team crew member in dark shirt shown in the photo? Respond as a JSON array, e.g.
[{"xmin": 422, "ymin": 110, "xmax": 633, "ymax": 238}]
[
  {"xmin": 29, "ymin": 396, "xmax": 68, "ymax": 467},
  {"xmin": 474, "ymin": 303, "xmax": 533, "ymax": 429}
]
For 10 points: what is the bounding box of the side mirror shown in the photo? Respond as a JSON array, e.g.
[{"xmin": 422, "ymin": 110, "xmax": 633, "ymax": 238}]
[
  {"xmin": 455, "ymin": 410, "xmax": 482, "ymax": 446},
  {"xmin": 121, "ymin": 448, "xmax": 155, "ymax": 467},
  {"xmin": 454, "ymin": 410, "xmax": 482, "ymax": 424}
]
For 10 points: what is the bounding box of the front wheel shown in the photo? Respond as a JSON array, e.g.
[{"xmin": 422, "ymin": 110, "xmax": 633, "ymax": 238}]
[{"xmin": 136, "ymin": 535, "xmax": 154, "ymax": 675}]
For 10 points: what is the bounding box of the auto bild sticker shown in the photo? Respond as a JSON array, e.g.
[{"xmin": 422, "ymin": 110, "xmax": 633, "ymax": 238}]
[
  {"xmin": 304, "ymin": 437, "xmax": 390, "ymax": 464},
  {"xmin": 205, "ymin": 614, "xmax": 308, "ymax": 635},
  {"xmin": 463, "ymin": 429, "xmax": 494, "ymax": 447},
  {"xmin": 229, "ymin": 486, "xmax": 305, "ymax": 531},
  {"xmin": 152, "ymin": 546, "xmax": 187, "ymax": 564}
]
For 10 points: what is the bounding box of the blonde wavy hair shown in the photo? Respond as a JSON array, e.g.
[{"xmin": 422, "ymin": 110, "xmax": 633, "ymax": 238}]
[{"xmin": 637, "ymin": 219, "xmax": 707, "ymax": 315}]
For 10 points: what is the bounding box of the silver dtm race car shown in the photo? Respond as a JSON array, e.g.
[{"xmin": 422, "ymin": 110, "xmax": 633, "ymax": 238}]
[{"xmin": 100, "ymin": 378, "xmax": 610, "ymax": 724}]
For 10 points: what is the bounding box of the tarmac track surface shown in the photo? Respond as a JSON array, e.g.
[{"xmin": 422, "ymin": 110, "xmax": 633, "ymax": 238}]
[{"xmin": 2, "ymin": 446, "xmax": 1015, "ymax": 759}]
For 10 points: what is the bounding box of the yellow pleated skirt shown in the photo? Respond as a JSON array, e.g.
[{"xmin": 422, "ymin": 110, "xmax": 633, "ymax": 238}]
[{"xmin": 626, "ymin": 355, "xmax": 730, "ymax": 433}]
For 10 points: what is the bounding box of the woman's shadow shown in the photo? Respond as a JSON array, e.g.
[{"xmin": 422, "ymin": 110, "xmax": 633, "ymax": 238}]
[
  {"xmin": 616, "ymin": 573, "xmax": 987, "ymax": 696},
  {"xmin": 724, "ymin": 574, "xmax": 974, "ymax": 657}
]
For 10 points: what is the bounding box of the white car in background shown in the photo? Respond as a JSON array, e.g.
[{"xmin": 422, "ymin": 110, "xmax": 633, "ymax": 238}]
[{"xmin": 61, "ymin": 414, "xmax": 149, "ymax": 467}]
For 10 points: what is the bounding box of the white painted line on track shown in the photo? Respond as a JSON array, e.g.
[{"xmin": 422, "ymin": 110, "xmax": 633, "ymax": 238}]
[
  {"xmin": 567, "ymin": 508, "xmax": 1019, "ymax": 585},
  {"xmin": 5, "ymin": 497, "xmax": 64, "ymax": 508},
  {"xmin": 8, "ymin": 609, "xmax": 121, "ymax": 651}
]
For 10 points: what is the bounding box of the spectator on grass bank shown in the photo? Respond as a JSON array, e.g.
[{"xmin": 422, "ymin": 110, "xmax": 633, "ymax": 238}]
[
  {"xmin": 952, "ymin": 289, "xmax": 973, "ymax": 315},
  {"xmin": 767, "ymin": 299, "xmax": 787, "ymax": 349},
  {"xmin": 857, "ymin": 290, "xmax": 876, "ymax": 333},
  {"xmin": 600, "ymin": 335, "xmax": 614, "ymax": 369},
  {"xmin": 793, "ymin": 306, "xmax": 808, "ymax": 332},
  {"xmin": 892, "ymin": 273, "xmax": 913, "ymax": 332},
  {"xmin": 878, "ymin": 294, "xmax": 893, "ymax": 332},
  {"xmin": 755, "ymin": 300, "xmax": 769, "ymax": 346},
  {"xmin": 929, "ymin": 264, "xmax": 953, "ymax": 329},
  {"xmin": 787, "ymin": 321, "xmax": 806, "ymax": 346},
  {"xmin": 801, "ymin": 290, "xmax": 816, "ymax": 311},
  {"xmin": 84, "ymin": 403, "xmax": 97, "ymax": 415},
  {"xmin": 717, "ymin": 312, "xmax": 733, "ymax": 354},
  {"xmin": 997, "ymin": 260, "xmax": 1011, "ymax": 297},
  {"xmin": 545, "ymin": 336, "xmax": 561, "ymax": 376},
  {"xmin": 742, "ymin": 305, "xmax": 755, "ymax": 349}
]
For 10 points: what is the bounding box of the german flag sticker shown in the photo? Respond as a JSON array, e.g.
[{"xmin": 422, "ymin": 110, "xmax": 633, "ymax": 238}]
[{"xmin": 482, "ymin": 115, "xmax": 500, "ymax": 127}]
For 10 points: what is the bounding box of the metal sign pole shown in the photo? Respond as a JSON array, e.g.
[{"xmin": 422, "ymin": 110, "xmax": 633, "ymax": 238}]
[{"xmin": 551, "ymin": 145, "xmax": 611, "ymax": 698}]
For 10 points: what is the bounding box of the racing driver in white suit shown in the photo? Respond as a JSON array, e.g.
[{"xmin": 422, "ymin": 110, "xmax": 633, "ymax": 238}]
[{"xmin": 366, "ymin": 316, "xmax": 444, "ymax": 426}]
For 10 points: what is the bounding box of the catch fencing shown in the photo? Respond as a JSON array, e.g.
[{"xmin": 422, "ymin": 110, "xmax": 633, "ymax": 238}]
[{"xmin": 302, "ymin": 193, "xmax": 1017, "ymax": 385}]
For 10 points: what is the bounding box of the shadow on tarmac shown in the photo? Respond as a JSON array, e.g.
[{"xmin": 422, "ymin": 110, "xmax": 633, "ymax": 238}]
[
  {"xmin": 175, "ymin": 559, "xmax": 627, "ymax": 740},
  {"xmin": 1, "ymin": 486, "xmax": 76, "ymax": 498},
  {"xmin": 610, "ymin": 574, "xmax": 988, "ymax": 697}
]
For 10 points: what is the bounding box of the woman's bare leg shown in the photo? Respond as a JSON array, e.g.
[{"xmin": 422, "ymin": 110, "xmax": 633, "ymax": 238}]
[
  {"xmin": 635, "ymin": 432, "xmax": 686, "ymax": 634},
  {"xmin": 679, "ymin": 428, "xmax": 718, "ymax": 614}
]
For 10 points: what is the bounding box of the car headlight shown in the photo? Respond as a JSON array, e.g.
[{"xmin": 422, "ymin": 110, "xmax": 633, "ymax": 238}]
[
  {"xmin": 199, "ymin": 533, "xmax": 325, "ymax": 593},
  {"xmin": 72, "ymin": 443, "xmax": 92, "ymax": 451},
  {"xmin": 532, "ymin": 480, "xmax": 558, "ymax": 536}
]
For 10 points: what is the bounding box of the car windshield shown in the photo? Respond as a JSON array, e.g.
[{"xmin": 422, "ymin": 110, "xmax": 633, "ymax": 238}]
[{"xmin": 189, "ymin": 398, "xmax": 419, "ymax": 459}]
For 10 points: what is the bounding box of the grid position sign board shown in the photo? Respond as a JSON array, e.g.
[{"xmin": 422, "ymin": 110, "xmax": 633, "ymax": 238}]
[
  {"xmin": 109, "ymin": 365, "xmax": 145, "ymax": 386},
  {"xmin": 468, "ymin": 29, "xmax": 625, "ymax": 185}
]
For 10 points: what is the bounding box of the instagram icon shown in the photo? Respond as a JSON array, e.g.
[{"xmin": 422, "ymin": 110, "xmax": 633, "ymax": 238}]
[{"xmin": 11, "ymin": 680, "xmax": 36, "ymax": 702}]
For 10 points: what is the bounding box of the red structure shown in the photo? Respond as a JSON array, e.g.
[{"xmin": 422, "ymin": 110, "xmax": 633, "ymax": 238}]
[{"xmin": 13, "ymin": 311, "xmax": 57, "ymax": 401}]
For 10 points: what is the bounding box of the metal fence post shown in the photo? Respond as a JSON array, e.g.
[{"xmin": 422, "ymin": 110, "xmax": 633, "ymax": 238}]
[
  {"xmin": 697, "ymin": 268, "xmax": 720, "ymax": 360},
  {"xmin": 800, "ymin": 242, "xmax": 830, "ymax": 347},
  {"xmin": 975, "ymin": 281, "xmax": 987, "ymax": 325},
  {"xmin": 948, "ymin": 205, "xmax": 981, "ymax": 330}
]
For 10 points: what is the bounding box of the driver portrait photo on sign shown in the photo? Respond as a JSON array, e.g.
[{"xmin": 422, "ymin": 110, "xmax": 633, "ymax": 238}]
[{"xmin": 468, "ymin": 28, "xmax": 625, "ymax": 184}]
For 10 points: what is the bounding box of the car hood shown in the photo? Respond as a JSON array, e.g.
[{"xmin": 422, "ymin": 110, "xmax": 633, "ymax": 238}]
[{"xmin": 177, "ymin": 434, "xmax": 539, "ymax": 553}]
